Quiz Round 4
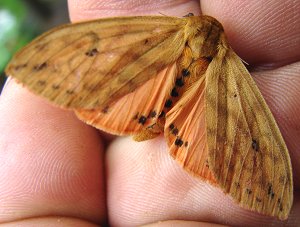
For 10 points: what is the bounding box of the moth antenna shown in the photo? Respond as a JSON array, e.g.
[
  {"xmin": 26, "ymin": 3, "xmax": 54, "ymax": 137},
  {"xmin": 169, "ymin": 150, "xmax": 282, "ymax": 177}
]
[
  {"xmin": 158, "ymin": 12, "xmax": 168, "ymax": 16},
  {"xmin": 240, "ymin": 57, "xmax": 249, "ymax": 65}
]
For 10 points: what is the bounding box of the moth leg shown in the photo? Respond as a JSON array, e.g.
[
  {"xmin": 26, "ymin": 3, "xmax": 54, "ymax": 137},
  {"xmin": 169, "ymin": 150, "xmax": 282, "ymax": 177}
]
[{"xmin": 133, "ymin": 122, "xmax": 163, "ymax": 141}]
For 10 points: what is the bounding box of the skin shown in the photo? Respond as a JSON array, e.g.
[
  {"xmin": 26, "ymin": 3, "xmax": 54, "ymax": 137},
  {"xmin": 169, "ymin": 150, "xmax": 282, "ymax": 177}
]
[{"xmin": 0, "ymin": 0, "xmax": 299, "ymax": 226}]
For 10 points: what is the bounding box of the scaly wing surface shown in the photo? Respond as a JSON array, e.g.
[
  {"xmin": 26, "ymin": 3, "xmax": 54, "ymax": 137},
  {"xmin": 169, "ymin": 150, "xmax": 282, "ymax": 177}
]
[
  {"xmin": 165, "ymin": 71, "xmax": 216, "ymax": 183},
  {"xmin": 76, "ymin": 64, "xmax": 176, "ymax": 135},
  {"xmin": 205, "ymin": 46, "xmax": 293, "ymax": 219},
  {"xmin": 6, "ymin": 16, "xmax": 187, "ymax": 109}
]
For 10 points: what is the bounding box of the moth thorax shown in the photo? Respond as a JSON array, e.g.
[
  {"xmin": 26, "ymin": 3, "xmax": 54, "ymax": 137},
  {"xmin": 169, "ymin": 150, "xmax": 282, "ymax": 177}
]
[{"xmin": 188, "ymin": 16, "xmax": 224, "ymax": 59}]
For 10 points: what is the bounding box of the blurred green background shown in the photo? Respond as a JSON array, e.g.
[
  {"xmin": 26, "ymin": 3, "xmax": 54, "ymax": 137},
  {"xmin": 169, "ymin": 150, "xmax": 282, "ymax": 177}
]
[{"xmin": 0, "ymin": 0, "xmax": 69, "ymax": 93}]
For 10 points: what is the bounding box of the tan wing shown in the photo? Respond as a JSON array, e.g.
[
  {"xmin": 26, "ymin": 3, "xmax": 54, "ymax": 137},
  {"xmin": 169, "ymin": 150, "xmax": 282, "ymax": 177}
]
[
  {"xmin": 165, "ymin": 71, "xmax": 216, "ymax": 183},
  {"xmin": 75, "ymin": 64, "xmax": 176, "ymax": 135},
  {"xmin": 5, "ymin": 16, "xmax": 187, "ymax": 109},
  {"xmin": 205, "ymin": 42, "xmax": 293, "ymax": 219}
]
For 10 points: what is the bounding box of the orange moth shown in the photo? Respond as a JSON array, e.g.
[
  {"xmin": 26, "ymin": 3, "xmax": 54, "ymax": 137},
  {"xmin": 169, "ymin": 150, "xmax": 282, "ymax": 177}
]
[{"xmin": 5, "ymin": 15, "xmax": 293, "ymax": 219}]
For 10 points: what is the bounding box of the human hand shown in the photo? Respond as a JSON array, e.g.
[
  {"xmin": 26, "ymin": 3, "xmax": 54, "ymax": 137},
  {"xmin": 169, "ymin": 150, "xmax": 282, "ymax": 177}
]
[{"xmin": 0, "ymin": 0, "xmax": 299, "ymax": 226}]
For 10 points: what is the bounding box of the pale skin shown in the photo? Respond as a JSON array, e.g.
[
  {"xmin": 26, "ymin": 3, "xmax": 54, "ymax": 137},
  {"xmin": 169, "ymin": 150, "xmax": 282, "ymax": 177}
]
[{"xmin": 0, "ymin": 0, "xmax": 299, "ymax": 226}]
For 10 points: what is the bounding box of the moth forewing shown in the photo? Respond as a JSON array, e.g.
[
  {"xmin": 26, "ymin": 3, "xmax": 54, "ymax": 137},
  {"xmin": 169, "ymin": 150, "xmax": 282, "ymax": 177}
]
[
  {"xmin": 205, "ymin": 38, "xmax": 293, "ymax": 219},
  {"xmin": 5, "ymin": 16, "xmax": 188, "ymax": 109}
]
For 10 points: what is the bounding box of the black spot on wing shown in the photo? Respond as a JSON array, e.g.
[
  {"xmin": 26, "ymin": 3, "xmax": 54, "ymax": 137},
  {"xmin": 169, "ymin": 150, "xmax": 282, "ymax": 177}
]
[
  {"xmin": 37, "ymin": 80, "xmax": 46, "ymax": 86},
  {"xmin": 172, "ymin": 128, "xmax": 179, "ymax": 136},
  {"xmin": 171, "ymin": 88, "xmax": 179, "ymax": 97},
  {"xmin": 268, "ymin": 183, "xmax": 275, "ymax": 199},
  {"xmin": 204, "ymin": 160, "xmax": 209, "ymax": 169},
  {"xmin": 149, "ymin": 110, "xmax": 157, "ymax": 118},
  {"xmin": 138, "ymin": 115, "xmax": 147, "ymax": 125},
  {"xmin": 164, "ymin": 99, "xmax": 172, "ymax": 108},
  {"xmin": 52, "ymin": 84, "xmax": 60, "ymax": 90},
  {"xmin": 168, "ymin": 123, "xmax": 179, "ymax": 136},
  {"xmin": 14, "ymin": 64, "xmax": 27, "ymax": 71},
  {"xmin": 268, "ymin": 184, "xmax": 272, "ymax": 195},
  {"xmin": 279, "ymin": 203, "xmax": 283, "ymax": 212},
  {"xmin": 102, "ymin": 106, "xmax": 109, "ymax": 114},
  {"xmin": 205, "ymin": 56, "xmax": 213, "ymax": 62},
  {"xmin": 182, "ymin": 69, "xmax": 190, "ymax": 77},
  {"xmin": 175, "ymin": 78, "xmax": 184, "ymax": 87},
  {"xmin": 252, "ymin": 139, "xmax": 259, "ymax": 151},
  {"xmin": 85, "ymin": 48, "xmax": 99, "ymax": 57},
  {"xmin": 158, "ymin": 111, "xmax": 165, "ymax": 118},
  {"xmin": 256, "ymin": 197, "xmax": 262, "ymax": 203},
  {"xmin": 133, "ymin": 113, "xmax": 139, "ymax": 120},
  {"xmin": 234, "ymin": 182, "xmax": 240, "ymax": 188},
  {"xmin": 246, "ymin": 188, "xmax": 252, "ymax": 195},
  {"xmin": 66, "ymin": 90, "xmax": 74, "ymax": 95},
  {"xmin": 169, "ymin": 124, "xmax": 189, "ymax": 148},
  {"xmin": 175, "ymin": 138, "xmax": 183, "ymax": 147},
  {"xmin": 33, "ymin": 62, "xmax": 47, "ymax": 71}
]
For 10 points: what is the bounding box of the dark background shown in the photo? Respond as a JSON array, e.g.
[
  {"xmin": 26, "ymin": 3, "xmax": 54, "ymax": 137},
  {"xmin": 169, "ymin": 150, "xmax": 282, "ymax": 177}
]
[{"xmin": 0, "ymin": 0, "xmax": 69, "ymax": 92}]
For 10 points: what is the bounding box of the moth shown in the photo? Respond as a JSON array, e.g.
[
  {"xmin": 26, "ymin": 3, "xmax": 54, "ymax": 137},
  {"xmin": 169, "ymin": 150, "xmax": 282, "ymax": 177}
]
[{"xmin": 5, "ymin": 14, "xmax": 293, "ymax": 220}]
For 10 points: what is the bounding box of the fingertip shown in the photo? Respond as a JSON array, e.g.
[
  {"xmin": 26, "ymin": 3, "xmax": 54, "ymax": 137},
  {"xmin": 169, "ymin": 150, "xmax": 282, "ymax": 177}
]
[
  {"xmin": 201, "ymin": 0, "xmax": 300, "ymax": 65},
  {"xmin": 141, "ymin": 220, "xmax": 230, "ymax": 227},
  {"xmin": 68, "ymin": 0, "xmax": 200, "ymax": 21}
]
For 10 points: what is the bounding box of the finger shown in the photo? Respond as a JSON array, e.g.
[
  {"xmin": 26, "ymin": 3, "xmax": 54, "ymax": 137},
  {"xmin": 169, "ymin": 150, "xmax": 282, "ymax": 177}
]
[
  {"xmin": 201, "ymin": 0, "xmax": 300, "ymax": 66},
  {"xmin": 1, "ymin": 217, "xmax": 99, "ymax": 227},
  {"xmin": 0, "ymin": 80, "xmax": 106, "ymax": 225},
  {"xmin": 68, "ymin": 0, "xmax": 200, "ymax": 21},
  {"xmin": 107, "ymin": 137, "xmax": 300, "ymax": 226},
  {"xmin": 141, "ymin": 220, "xmax": 230, "ymax": 227}
]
